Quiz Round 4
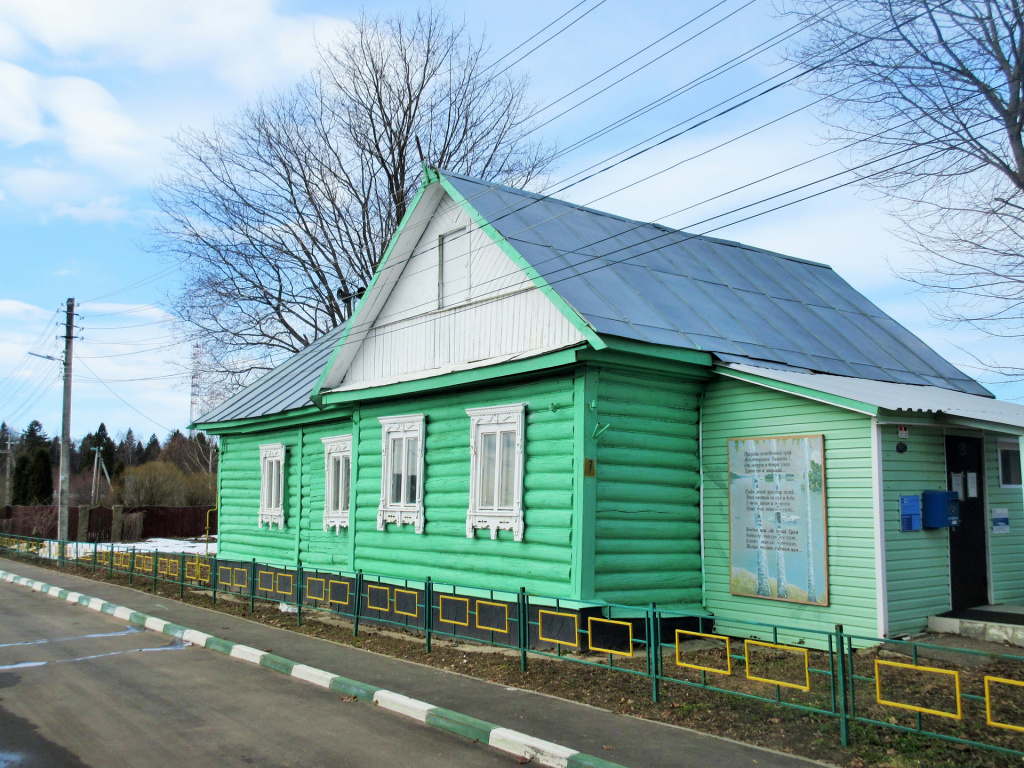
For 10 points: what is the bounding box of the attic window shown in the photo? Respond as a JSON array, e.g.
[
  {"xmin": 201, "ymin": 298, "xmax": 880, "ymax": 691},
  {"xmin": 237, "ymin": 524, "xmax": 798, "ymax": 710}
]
[
  {"xmin": 999, "ymin": 438, "xmax": 1022, "ymax": 488},
  {"xmin": 322, "ymin": 435, "xmax": 352, "ymax": 532},
  {"xmin": 259, "ymin": 443, "xmax": 286, "ymax": 529},
  {"xmin": 378, "ymin": 414, "xmax": 425, "ymax": 533},
  {"xmin": 438, "ymin": 227, "xmax": 469, "ymax": 308},
  {"xmin": 466, "ymin": 404, "xmax": 526, "ymax": 541}
]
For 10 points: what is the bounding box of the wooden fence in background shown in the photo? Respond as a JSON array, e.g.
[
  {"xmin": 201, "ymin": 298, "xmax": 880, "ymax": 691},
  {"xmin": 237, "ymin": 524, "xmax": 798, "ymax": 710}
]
[{"xmin": 0, "ymin": 505, "xmax": 216, "ymax": 542}]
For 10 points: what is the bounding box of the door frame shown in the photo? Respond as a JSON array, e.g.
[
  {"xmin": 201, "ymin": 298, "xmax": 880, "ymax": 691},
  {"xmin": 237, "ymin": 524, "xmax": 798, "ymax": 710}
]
[{"xmin": 943, "ymin": 429, "xmax": 991, "ymax": 609}]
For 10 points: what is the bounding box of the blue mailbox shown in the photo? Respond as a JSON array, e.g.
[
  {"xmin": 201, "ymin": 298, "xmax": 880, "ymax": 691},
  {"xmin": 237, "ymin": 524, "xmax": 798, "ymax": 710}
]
[
  {"xmin": 922, "ymin": 490, "xmax": 959, "ymax": 529},
  {"xmin": 899, "ymin": 495, "xmax": 922, "ymax": 532}
]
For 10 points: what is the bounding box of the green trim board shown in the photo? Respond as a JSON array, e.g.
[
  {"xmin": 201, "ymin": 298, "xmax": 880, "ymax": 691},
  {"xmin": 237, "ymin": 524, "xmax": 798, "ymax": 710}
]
[
  {"xmin": 197, "ymin": 405, "xmax": 355, "ymax": 435},
  {"xmin": 319, "ymin": 348, "xmax": 584, "ymax": 407},
  {"xmin": 714, "ymin": 367, "xmax": 878, "ymax": 416}
]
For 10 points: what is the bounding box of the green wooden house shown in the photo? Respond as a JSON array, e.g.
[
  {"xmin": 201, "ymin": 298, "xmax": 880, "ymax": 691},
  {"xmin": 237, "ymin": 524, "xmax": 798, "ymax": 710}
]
[{"xmin": 194, "ymin": 167, "xmax": 1024, "ymax": 643}]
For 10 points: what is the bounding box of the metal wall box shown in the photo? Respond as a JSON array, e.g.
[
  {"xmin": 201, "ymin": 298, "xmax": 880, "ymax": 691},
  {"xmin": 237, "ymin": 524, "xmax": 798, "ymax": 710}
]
[
  {"xmin": 922, "ymin": 490, "xmax": 958, "ymax": 529},
  {"xmin": 899, "ymin": 495, "xmax": 922, "ymax": 532}
]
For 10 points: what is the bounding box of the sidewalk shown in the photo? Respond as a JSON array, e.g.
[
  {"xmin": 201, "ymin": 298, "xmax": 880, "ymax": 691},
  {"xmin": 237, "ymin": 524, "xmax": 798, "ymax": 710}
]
[{"xmin": 0, "ymin": 556, "xmax": 830, "ymax": 768}]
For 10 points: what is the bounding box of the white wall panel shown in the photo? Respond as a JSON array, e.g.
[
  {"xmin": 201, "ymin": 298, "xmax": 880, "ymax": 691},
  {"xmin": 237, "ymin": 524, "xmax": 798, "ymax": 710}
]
[{"xmin": 342, "ymin": 191, "xmax": 582, "ymax": 387}]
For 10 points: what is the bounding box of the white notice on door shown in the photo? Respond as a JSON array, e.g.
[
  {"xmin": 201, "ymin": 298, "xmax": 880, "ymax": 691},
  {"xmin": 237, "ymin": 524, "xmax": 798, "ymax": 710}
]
[
  {"xmin": 951, "ymin": 474, "xmax": 965, "ymax": 500},
  {"xmin": 992, "ymin": 507, "xmax": 1010, "ymax": 534},
  {"xmin": 967, "ymin": 472, "xmax": 979, "ymax": 498}
]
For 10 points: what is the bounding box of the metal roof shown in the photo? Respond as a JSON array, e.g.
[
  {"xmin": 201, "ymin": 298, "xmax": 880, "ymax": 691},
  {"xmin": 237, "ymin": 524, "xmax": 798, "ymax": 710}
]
[
  {"xmin": 721, "ymin": 364, "xmax": 1024, "ymax": 430},
  {"xmin": 442, "ymin": 171, "xmax": 989, "ymax": 397},
  {"xmin": 195, "ymin": 323, "xmax": 346, "ymax": 425}
]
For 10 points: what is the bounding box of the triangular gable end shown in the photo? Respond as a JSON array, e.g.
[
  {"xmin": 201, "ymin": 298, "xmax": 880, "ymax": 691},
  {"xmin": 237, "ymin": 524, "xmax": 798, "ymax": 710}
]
[{"xmin": 311, "ymin": 170, "xmax": 601, "ymax": 402}]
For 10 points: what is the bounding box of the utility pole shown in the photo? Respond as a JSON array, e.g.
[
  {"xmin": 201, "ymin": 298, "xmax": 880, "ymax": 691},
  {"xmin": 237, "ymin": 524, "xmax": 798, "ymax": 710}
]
[
  {"xmin": 90, "ymin": 447, "xmax": 101, "ymax": 506},
  {"xmin": 57, "ymin": 298, "xmax": 75, "ymax": 541},
  {"xmin": 3, "ymin": 435, "xmax": 11, "ymax": 507}
]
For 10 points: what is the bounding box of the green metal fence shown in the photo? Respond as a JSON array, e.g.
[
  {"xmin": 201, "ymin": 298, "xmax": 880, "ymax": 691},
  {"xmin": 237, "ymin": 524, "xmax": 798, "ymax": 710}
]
[{"xmin": 2, "ymin": 532, "xmax": 1023, "ymax": 757}]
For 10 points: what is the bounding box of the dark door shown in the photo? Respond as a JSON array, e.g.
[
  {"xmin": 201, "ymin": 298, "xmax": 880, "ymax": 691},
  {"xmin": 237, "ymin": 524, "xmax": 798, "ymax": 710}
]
[{"xmin": 945, "ymin": 436, "xmax": 988, "ymax": 609}]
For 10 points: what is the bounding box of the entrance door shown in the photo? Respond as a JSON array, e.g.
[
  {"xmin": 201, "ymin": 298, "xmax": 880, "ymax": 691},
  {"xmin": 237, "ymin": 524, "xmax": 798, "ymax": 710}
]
[{"xmin": 945, "ymin": 436, "xmax": 988, "ymax": 610}]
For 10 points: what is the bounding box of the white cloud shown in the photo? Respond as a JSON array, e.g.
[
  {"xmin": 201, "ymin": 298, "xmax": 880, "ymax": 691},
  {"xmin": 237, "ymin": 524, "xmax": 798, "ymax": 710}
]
[
  {"xmin": 0, "ymin": 1, "xmax": 349, "ymax": 90},
  {"xmin": 0, "ymin": 61, "xmax": 143, "ymax": 171},
  {"xmin": 52, "ymin": 195, "xmax": 130, "ymax": 222},
  {"xmin": 0, "ymin": 298, "xmax": 50, "ymax": 318}
]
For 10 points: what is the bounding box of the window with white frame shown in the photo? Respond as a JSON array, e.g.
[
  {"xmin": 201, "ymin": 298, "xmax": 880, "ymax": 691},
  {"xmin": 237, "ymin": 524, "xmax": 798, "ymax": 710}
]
[
  {"xmin": 378, "ymin": 415, "xmax": 425, "ymax": 533},
  {"xmin": 259, "ymin": 443, "xmax": 286, "ymax": 529},
  {"xmin": 999, "ymin": 438, "xmax": 1022, "ymax": 487},
  {"xmin": 466, "ymin": 403, "xmax": 526, "ymax": 541},
  {"xmin": 322, "ymin": 435, "xmax": 352, "ymax": 533}
]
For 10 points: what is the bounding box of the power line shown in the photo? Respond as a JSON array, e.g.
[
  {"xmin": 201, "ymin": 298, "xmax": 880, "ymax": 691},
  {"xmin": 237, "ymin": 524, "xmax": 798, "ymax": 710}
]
[
  {"xmin": 487, "ymin": 0, "xmax": 612, "ymax": 81},
  {"xmin": 75, "ymin": 358, "xmax": 174, "ymax": 433},
  {"xmin": 483, "ymin": 0, "xmax": 595, "ymax": 74}
]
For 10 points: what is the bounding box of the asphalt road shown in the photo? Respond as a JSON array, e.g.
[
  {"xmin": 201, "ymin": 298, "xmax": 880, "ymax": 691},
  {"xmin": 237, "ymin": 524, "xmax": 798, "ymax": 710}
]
[{"xmin": 0, "ymin": 582, "xmax": 514, "ymax": 768}]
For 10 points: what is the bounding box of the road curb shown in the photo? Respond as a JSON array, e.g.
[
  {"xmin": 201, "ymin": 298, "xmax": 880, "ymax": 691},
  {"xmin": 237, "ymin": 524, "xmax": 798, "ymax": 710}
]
[{"xmin": 0, "ymin": 568, "xmax": 627, "ymax": 768}]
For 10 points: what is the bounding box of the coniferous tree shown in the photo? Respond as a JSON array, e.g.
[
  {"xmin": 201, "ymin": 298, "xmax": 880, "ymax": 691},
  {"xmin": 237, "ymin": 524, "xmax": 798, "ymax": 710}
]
[
  {"xmin": 11, "ymin": 448, "xmax": 52, "ymax": 504},
  {"xmin": 142, "ymin": 434, "xmax": 162, "ymax": 464}
]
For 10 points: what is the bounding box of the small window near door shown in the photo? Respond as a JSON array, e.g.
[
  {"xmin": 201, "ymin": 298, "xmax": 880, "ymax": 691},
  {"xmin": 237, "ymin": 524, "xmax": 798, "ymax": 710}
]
[{"xmin": 999, "ymin": 439, "xmax": 1022, "ymax": 487}]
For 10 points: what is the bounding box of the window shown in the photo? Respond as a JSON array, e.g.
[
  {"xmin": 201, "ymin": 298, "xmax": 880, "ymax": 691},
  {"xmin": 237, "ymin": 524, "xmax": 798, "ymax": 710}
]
[
  {"xmin": 378, "ymin": 415, "xmax": 425, "ymax": 533},
  {"xmin": 259, "ymin": 443, "xmax": 286, "ymax": 529},
  {"xmin": 438, "ymin": 227, "xmax": 469, "ymax": 308},
  {"xmin": 466, "ymin": 404, "xmax": 526, "ymax": 541},
  {"xmin": 322, "ymin": 435, "xmax": 352, "ymax": 532},
  {"xmin": 999, "ymin": 438, "xmax": 1022, "ymax": 487}
]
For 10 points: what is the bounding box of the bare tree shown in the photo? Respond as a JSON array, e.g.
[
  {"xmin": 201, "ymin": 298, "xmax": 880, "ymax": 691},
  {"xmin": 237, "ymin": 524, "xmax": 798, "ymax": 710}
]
[
  {"xmin": 155, "ymin": 5, "xmax": 555, "ymax": 390},
  {"xmin": 785, "ymin": 0, "xmax": 1024, "ymax": 338}
]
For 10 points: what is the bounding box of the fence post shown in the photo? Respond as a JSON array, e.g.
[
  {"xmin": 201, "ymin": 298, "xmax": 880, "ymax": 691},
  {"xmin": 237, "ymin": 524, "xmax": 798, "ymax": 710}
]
[
  {"xmin": 424, "ymin": 577, "xmax": 432, "ymax": 653},
  {"xmin": 353, "ymin": 570, "xmax": 363, "ymax": 637},
  {"xmin": 212, "ymin": 555, "xmax": 218, "ymax": 606},
  {"xmin": 129, "ymin": 547, "xmax": 136, "ymax": 586},
  {"xmin": 519, "ymin": 587, "xmax": 528, "ymax": 673},
  {"xmin": 152, "ymin": 550, "xmax": 158, "ymax": 592},
  {"xmin": 178, "ymin": 552, "xmax": 185, "ymax": 597},
  {"xmin": 296, "ymin": 564, "xmax": 303, "ymax": 627},
  {"xmin": 109, "ymin": 545, "xmax": 114, "ymax": 579},
  {"xmin": 92, "ymin": 541, "xmax": 97, "ymax": 573},
  {"xmin": 249, "ymin": 559, "xmax": 256, "ymax": 615},
  {"xmin": 650, "ymin": 603, "xmax": 661, "ymax": 703},
  {"xmin": 835, "ymin": 624, "xmax": 850, "ymax": 747}
]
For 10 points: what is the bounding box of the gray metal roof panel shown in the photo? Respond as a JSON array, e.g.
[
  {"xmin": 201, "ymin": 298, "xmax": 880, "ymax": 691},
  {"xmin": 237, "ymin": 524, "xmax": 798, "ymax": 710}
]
[
  {"xmin": 723, "ymin": 364, "xmax": 1024, "ymax": 428},
  {"xmin": 196, "ymin": 323, "xmax": 346, "ymax": 424},
  {"xmin": 442, "ymin": 169, "xmax": 988, "ymax": 396}
]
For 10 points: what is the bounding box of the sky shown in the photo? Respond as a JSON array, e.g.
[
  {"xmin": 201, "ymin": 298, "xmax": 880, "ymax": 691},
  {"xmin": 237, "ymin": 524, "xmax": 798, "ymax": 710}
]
[{"xmin": 1, "ymin": 0, "xmax": 1022, "ymax": 443}]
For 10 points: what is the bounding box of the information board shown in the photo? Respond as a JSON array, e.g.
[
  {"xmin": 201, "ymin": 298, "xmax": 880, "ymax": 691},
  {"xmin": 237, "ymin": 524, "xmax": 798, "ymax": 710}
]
[{"xmin": 728, "ymin": 435, "xmax": 828, "ymax": 606}]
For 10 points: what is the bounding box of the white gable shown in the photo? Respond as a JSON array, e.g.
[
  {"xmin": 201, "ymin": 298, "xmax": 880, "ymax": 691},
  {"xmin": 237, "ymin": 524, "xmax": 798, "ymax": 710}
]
[{"xmin": 327, "ymin": 187, "xmax": 586, "ymax": 391}]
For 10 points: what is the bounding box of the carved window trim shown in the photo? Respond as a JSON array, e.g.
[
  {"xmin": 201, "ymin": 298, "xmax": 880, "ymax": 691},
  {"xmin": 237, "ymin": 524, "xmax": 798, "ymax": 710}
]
[
  {"xmin": 466, "ymin": 403, "xmax": 526, "ymax": 541},
  {"xmin": 322, "ymin": 435, "xmax": 352, "ymax": 532},
  {"xmin": 258, "ymin": 443, "xmax": 286, "ymax": 530},
  {"xmin": 378, "ymin": 414, "xmax": 426, "ymax": 533}
]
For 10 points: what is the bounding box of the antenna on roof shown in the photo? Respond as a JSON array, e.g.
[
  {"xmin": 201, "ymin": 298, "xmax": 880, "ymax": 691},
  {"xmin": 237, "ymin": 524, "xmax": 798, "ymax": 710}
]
[{"xmin": 415, "ymin": 135, "xmax": 426, "ymax": 168}]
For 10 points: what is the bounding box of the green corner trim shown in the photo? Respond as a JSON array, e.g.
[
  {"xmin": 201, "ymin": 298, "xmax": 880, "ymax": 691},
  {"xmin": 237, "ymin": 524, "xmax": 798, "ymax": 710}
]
[
  {"xmin": 438, "ymin": 173, "xmax": 606, "ymax": 351},
  {"xmin": 714, "ymin": 366, "xmax": 877, "ymax": 415}
]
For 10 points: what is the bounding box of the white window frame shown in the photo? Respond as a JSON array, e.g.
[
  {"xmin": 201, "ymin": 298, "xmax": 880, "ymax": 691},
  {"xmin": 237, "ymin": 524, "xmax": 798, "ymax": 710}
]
[
  {"xmin": 258, "ymin": 443, "xmax": 286, "ymax": 529},
  {"xmin": 378, "ymin": 414, "xmax": 426, "ymax": 533},
  {"xmin": 998, "ymin": 438, "xmax": 1022, "ymax": 488},
  {"xmin": 466, "ymin": 403, "xmax": 526, "ymax": 541},
  {"xmin": 322, "ymin": 435, "xmax": 352, "ymax": 533}
]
